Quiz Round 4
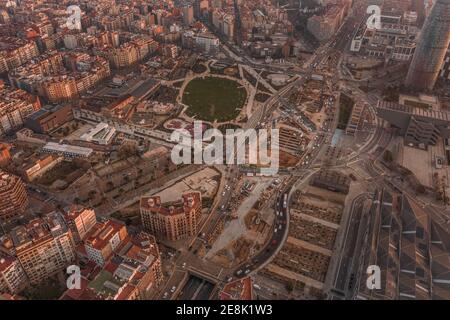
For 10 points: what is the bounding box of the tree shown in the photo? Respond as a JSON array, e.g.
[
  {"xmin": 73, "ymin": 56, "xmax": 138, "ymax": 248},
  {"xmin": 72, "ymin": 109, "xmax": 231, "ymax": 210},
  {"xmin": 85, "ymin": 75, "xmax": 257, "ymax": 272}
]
[
  {"xmin": 118, "ymin": 144, "xmax": 138, "ymax": 158},
  {"xmin": 88, "ymin": 190, "xmax": 97, "ymax": 200},
  {"xmin": 286, "ymin": 281, "xmax": 295, "ymax": 292},
  {"xmin": 125, "ymin": 218, "xmax": 132, "ymax": 226},
  {"xmin": 416, "ymin": 185, "xmax": 426, "ymax": 195},
  {"xmin": 106, "ymin": 181, "xmax": 114, "ymax": 191}
]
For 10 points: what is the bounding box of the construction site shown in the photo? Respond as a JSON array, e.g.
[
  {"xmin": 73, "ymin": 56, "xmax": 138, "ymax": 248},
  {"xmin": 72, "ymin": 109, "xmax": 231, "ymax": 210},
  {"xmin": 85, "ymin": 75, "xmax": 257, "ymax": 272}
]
[{"xmin": 260, "ymin": 183, "xmax": 347, "ymax": 299}]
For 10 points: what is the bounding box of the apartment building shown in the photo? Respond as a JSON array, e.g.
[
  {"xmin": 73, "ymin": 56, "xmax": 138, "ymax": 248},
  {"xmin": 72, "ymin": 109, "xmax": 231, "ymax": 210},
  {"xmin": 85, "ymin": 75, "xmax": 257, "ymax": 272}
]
[
  {"xmin": 39, "ymin": 55, "xmax": 110, "ymax": 102},
  {"xmin": 0, "ymin": 37, "xmax": 39, "ymax": 73},
  {"xmin": 0, "ymin": 171, "xmax": 28, "ymax": 223},
  {"xmin": 140, "ymin": 192, "xmax": 202, "ymax": 241},
  {"xmin": 183, "ymin": 5, "xmax": 194, "ymax": 26},
  {"xmin": 105, "ymin": 38, "xmax": 158, "ymax": 69},
  {"xmin": 0, "ymin": 255, "xmax": 28, "ymax": 295},
  {"xmin": 0, "ymin": 83, "xmax": 41, "ymax": 135},
  {"xmin": 212, "ymin": 9, "xmax": 234, "ymax": 41},
  {"xmin": 113, "ymin": 232, "xmax": 164, "ymax": 298},
  {"xmin": 41, "ymin": 76, "xmax": 78, "ymax": 102},
  {"xmin": 307, "ymin": 1, "xmax": 352, "ymax": 42},
  {"xmin": 61, "ymin": 231, "xmax": 163, "ymax": 300},
  {"xmin": 63, "ymin": 207, "xmax": 97, "ymax": 244},
  {"xmin": 84, "ymin": 220, "xmax": 128, "ymax": 266},
  {"xmin": 182, "ymin": 31, "xmax": 220, "ymax": 53},
  {"xmin": 0, "ymin": 212, "xmax": 76, "ymax": 284},
  {"xmin": 0, "ymin": 143, "xmax": 11, "ymax": 167},
  {"xmin": 8, "ymin": 50, "xmax": 64, "ymax": 94}
]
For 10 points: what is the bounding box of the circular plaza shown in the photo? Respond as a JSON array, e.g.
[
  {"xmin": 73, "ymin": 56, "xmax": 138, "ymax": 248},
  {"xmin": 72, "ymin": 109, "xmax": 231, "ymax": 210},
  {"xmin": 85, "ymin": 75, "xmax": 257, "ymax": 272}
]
[{"xmin": 181, "ymin": 76, "xmax": 247, "ymax": 123}]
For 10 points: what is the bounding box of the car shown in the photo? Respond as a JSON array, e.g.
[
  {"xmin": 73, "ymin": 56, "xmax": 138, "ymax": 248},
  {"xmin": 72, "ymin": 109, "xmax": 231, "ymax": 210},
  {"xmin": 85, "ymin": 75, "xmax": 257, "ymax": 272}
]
[
  {"xmin": 182, "ymin": 263, "xmax": 186, "ymax": 268},
  {"xmin": 163, "ymin": 292, "xmax": 168, "ymax": 298},
  {"xmin": 227, "ymin": 276, "xmax": 233, "ymax": 282},
  {"xmin": 274, "ymin": 228, "xmax": 278, "ymax": 233},
  {"xmin": 170, "ymin": 286, "xmax": 176, "ymax": 293},
  {"xmin": 245, "ymin": 269, "xmax": 251, "ymax": 274},
  {"xmin": 236, "ymin": 270, "xmax": 243, "ymax": 276},
  {"xmin": 253, "ymin": 284, "xmax": 262, "ymax": 290}
]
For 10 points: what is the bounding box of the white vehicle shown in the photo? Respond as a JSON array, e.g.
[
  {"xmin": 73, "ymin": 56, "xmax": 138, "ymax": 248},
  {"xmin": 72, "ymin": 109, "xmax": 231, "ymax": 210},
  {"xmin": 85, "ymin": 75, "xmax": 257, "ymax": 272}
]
[
  {"xmin": 274, "ymin": 228, "xmax": 278, "ymax": 233},
  {"xmin": 236, "ymin": 270, "xmax": 243, "ymax": 276},
  {"xmin": 170, "ymin": 286, "xmax": 176, "ymax": 293},
  {"xmin": 182, "ymin": 263, "xmax": 186, "ymax": 268},
  {"xmin": 163, "ymin": 292, "xmax": 168, "ymax": 298},
  {"xmin": 253, "ymin": 284, "xmax": 262, "ymax": 290},
  {"xmin": 245, "ymin": 269, "xmax": 251, "ymax": 274}
]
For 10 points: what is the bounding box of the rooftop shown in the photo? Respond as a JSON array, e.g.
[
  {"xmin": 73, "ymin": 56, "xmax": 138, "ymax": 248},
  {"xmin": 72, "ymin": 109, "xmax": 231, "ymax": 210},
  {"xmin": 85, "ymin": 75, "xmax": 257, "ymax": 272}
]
[
  {"xmin": 42, "ymin": 142, "xmax": 93, "ymax": 157},
  {"xmin": 377, "ymin": 101, "xmax": 450, "ymax": 122},
  {"xmin": 140, "ymin": 192, "xmax": 201, "ymax": 216},
  {"xmin": 84, "ymin": 220, "xmax": 126, "ymax": 251}
]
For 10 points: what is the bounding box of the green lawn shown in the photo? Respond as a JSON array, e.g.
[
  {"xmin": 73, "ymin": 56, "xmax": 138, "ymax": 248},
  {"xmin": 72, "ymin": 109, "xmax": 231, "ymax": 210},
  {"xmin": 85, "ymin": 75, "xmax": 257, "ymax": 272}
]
[
  {"xmin": 182, "ymin": 77, "xmax": 247, "ymax": 122},
  {"xmin": 21, "ymin": 276, "xmax": 67, "ymax": 300}
]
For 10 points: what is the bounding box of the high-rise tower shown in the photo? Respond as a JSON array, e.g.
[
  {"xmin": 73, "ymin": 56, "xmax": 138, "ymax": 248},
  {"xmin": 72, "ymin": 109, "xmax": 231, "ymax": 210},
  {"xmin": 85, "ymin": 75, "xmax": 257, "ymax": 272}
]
[{"xmin": 404, "ymin": 0, "xmax": 450, "ymax": 91}]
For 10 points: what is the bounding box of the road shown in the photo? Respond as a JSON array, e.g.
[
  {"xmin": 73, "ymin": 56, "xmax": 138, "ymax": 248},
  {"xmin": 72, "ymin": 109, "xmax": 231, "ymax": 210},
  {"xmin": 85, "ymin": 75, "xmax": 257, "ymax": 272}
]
[
  {"xmin": 233, "ymin": 178, "xmax": 295, "ymax": 280},
  {"xmin": 158, "ymin": 2, "xmax": 377, "ymax": 295}
]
